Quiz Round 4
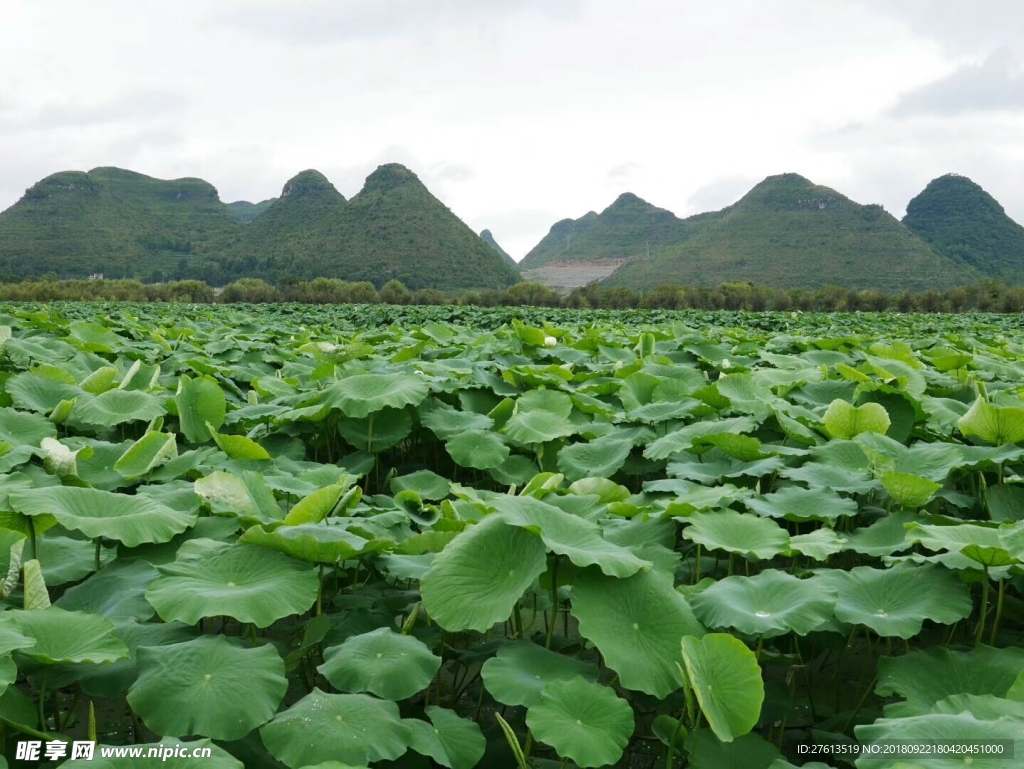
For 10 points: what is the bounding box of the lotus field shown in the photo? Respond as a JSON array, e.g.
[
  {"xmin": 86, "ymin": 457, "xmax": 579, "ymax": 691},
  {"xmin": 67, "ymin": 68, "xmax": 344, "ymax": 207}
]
[{"xmin": 1, "ymin": 302, "xmax": 1024, "ymax": 768}]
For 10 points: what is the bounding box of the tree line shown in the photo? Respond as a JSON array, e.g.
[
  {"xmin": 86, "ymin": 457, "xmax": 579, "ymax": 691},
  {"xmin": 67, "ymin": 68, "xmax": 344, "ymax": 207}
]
[{"xmin": 2, "ymin": 276, "xmax": 1024, "ymax": 313}]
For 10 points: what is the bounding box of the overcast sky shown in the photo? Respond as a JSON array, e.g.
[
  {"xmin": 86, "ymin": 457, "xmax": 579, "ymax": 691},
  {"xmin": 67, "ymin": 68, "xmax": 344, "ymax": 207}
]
[{"xmin": 3, "ymin": 0, "xmax": 1024, "ymax": 259}]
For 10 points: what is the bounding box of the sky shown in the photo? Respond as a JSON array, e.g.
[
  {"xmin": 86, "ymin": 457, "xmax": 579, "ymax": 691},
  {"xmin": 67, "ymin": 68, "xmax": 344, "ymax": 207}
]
[{"xmin": 2, "ymin": 0, "xmax": 1024, "ymax": 260}]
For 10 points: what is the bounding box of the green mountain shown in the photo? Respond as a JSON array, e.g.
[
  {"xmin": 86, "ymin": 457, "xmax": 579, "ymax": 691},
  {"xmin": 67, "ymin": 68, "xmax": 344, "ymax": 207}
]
[
  {"xmin": 227, "ymin": 198, "xmax": 276, "ymax": 223},
  {"xmin": 0, "ymin": 167, "xmax": 241, "ymax": 282},
  {"xmin": 603, "ymin": 173, "xmax": 979, "ymax": 291},
  {"xmin": 480, "ymin": 229, "xmax": 518, "ymax": 267},
  {"xmin": 903, "ymin": 174, "xmax": 1024, "ymax": 282},
  {"xmin": 519, "ymin": 193, "xmax": 721, "ymax": 269},
  {"xmin": 218, "ymin": 164, "xmax": 521, "ymax": 290}
]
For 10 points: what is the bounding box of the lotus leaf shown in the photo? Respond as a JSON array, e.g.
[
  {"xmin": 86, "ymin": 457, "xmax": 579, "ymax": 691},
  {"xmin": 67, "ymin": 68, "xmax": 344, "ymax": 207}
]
[
  {"xmin": 481, "ymin": 641, "xmax": 599, "ymax": 707},
  {"xmin": 690, "ymin": 572, "xmax": 837, "ymax": 637},
  {"xmin": 526, "ymin": 676, "xmax": 635, "ymax": 768},
  {"xmin": 145, "ymin": 540, "xmax": 319, "ymax": 627},
  {"xmin": 571, "ymin": 567, "xmax": 704, "ymax": 697},
  {"xmin": 318, "ymin": 627, "xmax": 440, "ymax": 700},
  {"xmin": 404, "ymin": 706, "xmax": 486, "ymax": 769},
  {"xmin": 128, "ymin": 636, "xmax": 286, "ymax": 740},
  {"xmin": 260, "ymin": 689, "xmax": 408, "ymax": 768},
  {"xmin": 420, "ymin": 514, "xmax": 547, "ymax": 631},
  {"xmin": 11, "ymin": 607, "xmax": 127, "ymax": 664}
]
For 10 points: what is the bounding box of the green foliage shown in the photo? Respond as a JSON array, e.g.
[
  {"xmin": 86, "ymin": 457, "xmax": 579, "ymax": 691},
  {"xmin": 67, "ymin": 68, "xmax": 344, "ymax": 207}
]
[
  {"xmin": 218, "ymin": 164, "xmax": 521, "ymax": 290},
  {"xmin": 604, "ymin": 173, "xmax": 979, "ymax": 291},
  {"xmin": 520, "ymin": 191, "xmax": 722, "ymax": 268},
  {"xmin": 0, "ymin": 302, "xmax": 1021, "ymax": 768},
  {"xmin": 904, "ymin": 173, "xmax": 1024, "ymax": 282},
  {"xmin": 0, "ymin": 167, "xmax": 241, "ymax": 282}
]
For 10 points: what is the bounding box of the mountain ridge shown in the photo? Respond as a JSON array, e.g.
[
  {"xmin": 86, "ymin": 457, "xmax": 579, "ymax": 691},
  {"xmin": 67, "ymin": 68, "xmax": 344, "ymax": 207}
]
[{"xmin": 602, "ymin": 174, "xmax": 980, "ymax": 291}]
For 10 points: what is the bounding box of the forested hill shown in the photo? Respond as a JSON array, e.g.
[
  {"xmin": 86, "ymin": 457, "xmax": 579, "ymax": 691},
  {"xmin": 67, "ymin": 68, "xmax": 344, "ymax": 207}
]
[
  {"xmin": 903, "ymin": 174, "xmax": 1024, "ymax": 283},
  {"xmin": 602, "ymin": 173, "xmax": 979, "ymax": 291},
  {"xmin": 214, "ymin": 164, "xmax": 522, "ymax": 290},
  {"xmin": 0, "ymin": 167, "xmax": 241, "ymax": 282},
  {"xmin": 519, "ymin": 192, "xmax": 722, "ymax": 269}
]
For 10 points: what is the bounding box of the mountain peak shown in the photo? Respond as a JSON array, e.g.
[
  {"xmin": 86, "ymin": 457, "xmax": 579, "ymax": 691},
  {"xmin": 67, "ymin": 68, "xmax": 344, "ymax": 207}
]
[
  {"xmin": 361, "ymin": 163, "xmax": 424, "ymax": 195},
  {"xmin": 736, "ymin": 173, "xmax": 848, "ymax": 213},
  {"xmin": 904, "ymin": 173, "xmax": 1024, "ymax": 279},
  {"xmin": 604, "ymin": 192, "xmax": 656, "ymax": 214},
  {"xmin": 281, "ymin": 170, "xmax": 342, "ymax": 200}
]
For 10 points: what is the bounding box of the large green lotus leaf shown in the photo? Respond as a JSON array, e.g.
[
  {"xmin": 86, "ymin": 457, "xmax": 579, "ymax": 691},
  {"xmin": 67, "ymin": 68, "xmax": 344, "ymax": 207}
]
[
  {"xmin": 145, "ymin": 540, "xmax": 319, "ymax": 628},
  {"xmin": 323, "ymin": 373, "xmax": 430, "ymax": 418},
  {"xmin": 822, "ymin": 399, "xmax": 890, "ymax": 440},
  {"xmin": 9, "ymin": 486, "xmax": 197, "ymax": 547},
  {"xmin": 88, "ymin": 739, "xmax": 243, "ymax": 768},
  {"xmin": 0, "ymin": 407, "xmax": 57, "ymax": 446},
  {"xmin": 318, "ymin": 627, "xmax": 439, "ymax": 700},
  {"xmin": 744, "ymin": 486, "xmax": 857, "ymax": 523},
  {"xmin": 55, "ymin": 559, "xmax": 158, "ymax": 621},
  {"xmin": 128, "ymin": 635, "xmax": 286, "ymax": 740},
  {"xmin": 489, "ymin": 495, "xmax": 649, "ymax": 577},
  {"xmin": 113, "ymin": 432, "xmax": 178, "ymax": 479},
  {"xmin": 571, "ymin": 567, "xmax": 705, "ymax": 697},
  {"xmin": 0, "ymin": 615, "xmax": 35, "ymax": 656},
  {"xmin": 958, "ymin": 397, "xmax": 1024, "ymax": 445},
  {"xmin": 5, "ymin": 372, "xmax": 82, "ymax": 413},
  {"xmin": 337, "ymin": 407, "xmax": 412, "ymax": 452},
  {"xmin": 74, "ymin": 389, "xmax": 166, "ymax": 428},
  {"xmin": 780, "ymin": 461, "xmax": 878, "ymax": 494},
  {"xmin": 880, "ymin": 471, "xmax": 942, "ymax": 509},
  {"xmin": 682, "ymin": 510, "xmax": 791, "ymax": 559},
  {"xmin": 489, "ymin": 453, "xmax": 540, "ymax": 486},
  {"xmin": 682, "ymin": 633, "xmax": 764, "ymax": 743},
  {"xmin": 876, "ymin": 645, "xmax": 1024, "ymax": 718},
  {"xmin": 391, "ymin": 469, "xmax": 451, "ymax": 500},
  {"xmin": 59, "ymin": 620, "xmax": 196, "ymax": 699},
  {"xmin": 35, "ymin": 534, "xmax": 115, "ymax": 586},
  {"xmin": 557, "ymin": 433, "xmax": 634, "ymax": 482},
  {"xmin": 404, "ymin": 706, "xmax": 486, "ymax": 769},
  {"xmin": 905, "ymin": 522, "xmax": 1004, "ymax": 565},
  {"xmin": 645, "ymin": 417, "xmax": 760, "ymax": 461},
  {"xmin": 986, "ymin": 483, "xmax": 1024, "ymax": 523},
  {"xmin": 930, "ymin": 693, "xmax": 1024, "ymax": 720},
  {"xmin": 65, "ymin": 320, "xmax": 121, "ymax": 352},
  {"xmin": 419, "ymin": 400, "xmax": 493, "ymax": 440},
  {"xmin": 516, "ymin": 388, "xmax": 573, "ymax": 417},
  {"xmin": 526, "ymin": 676, "xmax": 634, "ymax": 768},
  {"xmin": 194, "ymin": 470, "xmax": 283, "ymax": 526},
  {"xmin": 281, "ymin": 484, "xmax": 354, "ymax": 526},
  {"xmin": 843, "ymin": 512, "xmax": 916, "ymax": 557},
  {"xmin": 686, "ymin": 730, "xmax": 783, "ymax": 769},
  {"xmin": 420, "ymin": 514, "xmax": 547, "ymax": 632},
  {"xmin": 175, "ymin": 374, "xmax": 227, "ymax": 443},
  {"xmin": 10, "ymin": 607, "xmax": 127, "ymax": 664},
  {"xmin": 210, "ymin": 428, "xmax": 271, "ymax": 460},
  {"xmin": 0, "ymin": 654, "xmax": 15, "ymax": 698},
  {"xmin": 817, "ymin": 563, "xmax": 972, "ymax": 638},
  {"xmin": 502, "ymin": 409, "xmax": 578, "ymax": 445},
  {"xmin": 692, "ymin": 434, "xmax": 773, "ymax": 462},
  {"xmin": 260, "ymin": 689, "xmax": 409, "ymax": 768},
  {"xmin": 481, "ymin": 641, "xmax": 600, "ymax": 707},
  {"xmin": 856, "ymin": 713, "xmax": 1023, "ymax": 769},
  {"xmin": 690, "ymin": 572, "xmax": 837, "ymax": 638},
  {"xmin": 445, "ymin": 430, "xmax": 510, "ymax": 470},
  {"xmin": 787, "ymin": 528, "xmax": 847, "ymax": 561},
  {"xmin": 239, "ymin": 523, "xmax": 386, "ymax": 563}
]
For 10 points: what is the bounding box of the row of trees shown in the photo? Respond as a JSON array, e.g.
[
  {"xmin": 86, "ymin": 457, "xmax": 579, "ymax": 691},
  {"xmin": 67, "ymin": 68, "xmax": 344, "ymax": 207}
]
[{"xmin": 2, "ymin": 276, "xmax": 1024, "ymax": 313}]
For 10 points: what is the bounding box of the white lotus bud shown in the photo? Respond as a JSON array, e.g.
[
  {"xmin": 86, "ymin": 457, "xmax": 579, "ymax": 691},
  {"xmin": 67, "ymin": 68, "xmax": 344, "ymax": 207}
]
[
  {"xmin": 721, "ymin": 358, "xmax": 731, "ymax": 369},
  {"xmin": 544, "ymin": 336, "xmax": 557, "ymax": 347}
]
